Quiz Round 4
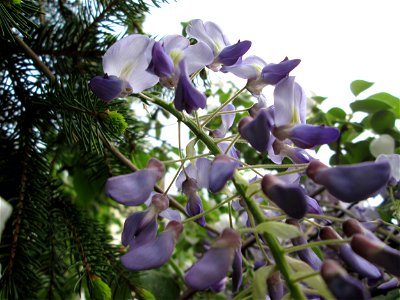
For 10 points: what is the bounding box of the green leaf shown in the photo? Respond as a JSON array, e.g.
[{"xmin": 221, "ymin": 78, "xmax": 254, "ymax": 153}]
[
  {"xmin": 350, "ymin": 99, "xmax": 392, "ymax": 113},
  {"xmin": 286, "ymin": 257, "xmax": 334, "ymax": 299},
  {"xmin": 370, "ymin": 110, "xmax": 396, "ymax": 134},
  {"xmin": 367, "ymin": 92, "xmax": 400, "ymax": 112},
  {"xmin": 252, "ymin": 265, "xmax": 275, "ymax": 300},
  {"xmin": 186, "ymin": 138, "xmax": 197, "ymax": 165},
  {"xmin": 311, "ymin": 96, "xmax": 327, "ymax": 104},
  {"xmin": 350, "ymin": 80, "xmax": 374, "ymax": 96},
  {"xmin": 255, "ymin": 221, "xmax": 302, "ymax": 239},
  {"xmin": 327, "ymin": 107, "xmax": 346, "ymax": 121},
  {"xmin": 139, "ymin": 270, "xmax": 181, "ymax": 300}
]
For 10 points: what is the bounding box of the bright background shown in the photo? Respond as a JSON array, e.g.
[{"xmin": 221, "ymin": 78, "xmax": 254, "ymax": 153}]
[{"xmin": 144, "ymin": 0, "xmax": 400, "ymax": 111}]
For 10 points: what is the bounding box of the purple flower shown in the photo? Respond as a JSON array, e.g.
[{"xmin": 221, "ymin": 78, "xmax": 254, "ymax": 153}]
[
  {"xmin": 274, "ymin": 124, "xmax": 340, "ymax": 149},
  {"xmin": 262, "ymin": 57, "xmax": 301, "ymax": 85},
  {"xmin": 261, "ymin": 175, "xmax": 308, "ymax": 219},
  {"xmin": 306, "ymin": 160, "xmax": 391, "ymax": 203},
  {"xmin": 176, "ymin": 158, "xmax": 212, "ymax": 190},
  {"xmin": 121, "ymin": 194, "xmax": 169, "ymax": 247},
  {"xmin": 209, "ymin": 155, "xmax": 239, "ymax": 193},
  {"xmin": 320, "ymin": 227, "xmax": 381, "ymax": 279},
  {"xmin": 232, "ymin": 249, "xmax": 243, "ymax": 292},
  {"xmin": 89, "ymin": 74, "xmax": 132, "ymax": 102},
  {"xmin": 121, "ymin": 220, "xmax": 183, "ymax": 271},
  {"xmin": 351, "ymin": 234, "xmax": 400, "ymax": 276},
  {"xmin": 272, "ymin": 139, "xmax": 315, "ymax": 164},
  {"xmin": 186, "ymin": 19, "xmax": 251, "ymax": 71},
  {"xmin": 174, "ymin": 60, "xmax": 207, "ymax": 114},
  {"xmin": 342, "ymin": 219, "xmax": 380, "ymax": 242},
  {"xmin": 218, "ymin": 142, "xmax": 240, "ymax": 160},
  {"xmin": 182, "ymin": 178, "xmax": 206, "ymax": 226},
  {"xmin": 90, "ymin": 34, "xmax": 159, "ymax": 101},
  {"xmin": 147, "ymin": 41, "xmax": 174, "ymax": 77},
  {"xmin": 286, "ymin": 219, "xmax": 322, "ymax": 270},
  {"xmin": 321, "ymin": 259, "xmax": 371, "ymax": 300},
  {"xmin": 238, "ymin": 108, "xmax": 271, "ymax": 153},
  {"xmin": 184, "ymin": 228, "xmax": 241, "ymax": 290},
  {"xmin": 152, "ymin": 34, "xmax": 213, "ymax": 88},
  {"xmin": 105, "ymin": 158, "xmax": 164, "ymax": 206},
  {"xmin": 267, "ymin": 271, "xmax": 284, "ymax": 300}
]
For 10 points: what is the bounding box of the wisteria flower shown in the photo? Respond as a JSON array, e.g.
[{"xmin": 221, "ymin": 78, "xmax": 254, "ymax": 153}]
[
  {"xmin": 182, "ymin": 177, "xmax": 206, "ymax": 226},
  {"xmin": 90, "ymin": 34, "xmax": 159, "ymax": 101},
  {"xmin": 261, "ymin": 175, "xmax": 308, "ymax": 219},
  {"xmin": 105, "ymin": 158, "xmax": 165, "ymax": 206},
  {"xmin": 186, "ymin": 19, "xmax": 251, "ymax": 71},
  {"xmin": 184, "ymin": 228, "xmax": 241, "ymax": 290},
  {"xmin": 121, "ymin": 220, "xmax": 183, "ymax": 271},
  {"xmin": 209, "ymin": 155, "xmax": 239, "ymax": 193},
  {"xmin": 306, "ymin": 160, "xmax": 391, "ymax": 203}
]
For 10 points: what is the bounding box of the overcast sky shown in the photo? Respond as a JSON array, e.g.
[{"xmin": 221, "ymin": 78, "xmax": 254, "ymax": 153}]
[{"xmin": 144, "ymin": 0, "xmax": 400, "ymax": 111}]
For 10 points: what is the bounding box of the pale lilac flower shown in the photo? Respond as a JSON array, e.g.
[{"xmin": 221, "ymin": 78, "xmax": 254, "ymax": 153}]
[
  {"xmin": 121, "ymin": 220, "xmax": 183, "ymax": 271},
  {"xmin": 176, "ymin": 158, "xmax": 212, "ymax": 190},
  {"xmin": 186, "ymin": 19, "xmax": 251, "ymax": 71},
  {"xmin": 90, "ymin": 34, "xmax": 159, "ymax": 101},
  {"xmin": 306, "ymin": 160, "xmax": 391, "ymax": 203}
]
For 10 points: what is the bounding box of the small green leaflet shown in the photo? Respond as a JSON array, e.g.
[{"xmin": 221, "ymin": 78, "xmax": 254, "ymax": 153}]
[
  {"xmin": 251, "ymin": 221, "xmax": 302, "ymax": 239},
  {"xmin": 350, "ymin": 80, "xmax": 374, "ymax": 97}
]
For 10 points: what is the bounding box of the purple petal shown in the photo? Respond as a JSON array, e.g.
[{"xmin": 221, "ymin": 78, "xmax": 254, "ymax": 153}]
[
  {"xmin": 159, "ymin": 208, "xmax": 181, "ymax": 221},
  {"xmin": 321, "ymin": 260, "xmax": 371, "ymax": 300},
  {"xmin": 306, "ymin": 196, "xmax": 323, "ymax": 215},
  {"xmin": 186, "ymin": 195, "xmax": 206, "ymax": 226},
  {"xmin": 217, "ymin": 40, "xmax": 252, "ymax": 66},
  {"xmin": 287, "ymin": 219, "xmax": 322, "ymax": 270},
  {"xmin": 218, "ymin": 142, "xmax": 240, "ymax": 160},
  {"xmin": 162, "ymin": 34, "xmax": 190, "ymax": 55},
  {"xmin": 351, "ymin": 234, "xmax": 400, "ymax": 276},
  {"xmin": 209, "ymin": 155, "xmax": 238, "ymax": 193},
  {"xmin": 261, "ymin": 58, "xmax": 301, "ymax": 85},
  {"xmin": 174, "ymin": 60, "xmax": 207, "ymax": 114},
  {"xmin": 307, "ymin": 160, "xmax": 391, "ymax": 203},
  {"xmin": 184, "ymin": 228, "xmax": 240, "ymax": 290},
  {"xmin": 175, "ymin": 158, "xmax": 212, "ymax": 190},
  {"xmin": 232, "ymin": 249, "xmax": 243, "ymax": 292},
  {"xmin": 239, "ymin": 109, "xmax": 271, "ymax": 153},
  {"xmin": 267, "ymin": 272, "xmax": 284, "ymax": 300},
  {"xmin": 211, "ymin": 104, "xmax": 236, "ymax": 138},
  {"xmin": 183, "ymin": 41, "xmax": 214, "ymax": 75},
  {"xmin": 221, "ymin": 55, "xmax": 267, "ymax": 79},
  {"xmin": 261, "ymin": 175, "xmax": 308, "ymax": 219},
  {"xmin": 377, "ymin": 277, "xmax": 399, "ymax": 290},
  {"xmin": 285, "ymin": 124, "xmax": 340, "ymax": 149},
  {"xmin": 147, "ymin": 41, "xmax": 174, "ymax": 77},
  {"xmin": 121, "ymin": 211, "xmax": 158, "ymax": 247},
  {"xmin": 210, "ymin": 278, "xmax": 228, "ymax": 293},
  {"xmin": 320, "ymin": 227, "xmax": 381, "ymax": 279},
  {"xmin": 121, "ymin": 221, "xmax": 183, "ymax": 271},
  {"xmin": 105, "ymin": 169, "xmax": 160, "ymax": 206},
  {"xmin": 89, "ymin": 75, "xmax": 128, "ymax": 102}
]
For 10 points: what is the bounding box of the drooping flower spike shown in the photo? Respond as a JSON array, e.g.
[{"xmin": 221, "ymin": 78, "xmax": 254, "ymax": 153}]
[
  {"xmin": 261, "ymin": 175, "xmax": 308, "ymax": 219},
  {"xmin": 306, "ymin": 160, "xmax": 391, "ymax": 203},
  {"xmin": 321, "ymin": 259, "xmax": 371, "ymax": 300},
  {"xmin": 105, "ymin": 158, "xmax": 165, "ymax": 206},
  {"xmin": 90, "ymin": 34, "xmax": 159, "ymax": 101},
  {"xmin": 186, "ymin": 19, "xmax": 251, "ymax": 71},
  {"xmin": 184, "ymin": 228, "xmax": 241, "ymax": 291},
  {"xmin": 121, "ymin": 220, "xmax": 183, "ymax": 271},
  {"xmin": 320, "ymin": 226, "xmax": 381, "ymax": 279}
]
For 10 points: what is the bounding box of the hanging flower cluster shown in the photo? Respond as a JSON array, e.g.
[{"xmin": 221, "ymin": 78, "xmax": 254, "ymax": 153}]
[{"xmin": 92, "ymin": 19, "xmax": 399, "ymax": 299}]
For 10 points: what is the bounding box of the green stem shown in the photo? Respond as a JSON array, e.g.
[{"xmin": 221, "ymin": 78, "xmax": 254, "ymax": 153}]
[
  {"xmin": 139, "ymin": 92, "xmax": 306, "ymax": 300},
  {"xmin": 284, "ymin": 238, "xmax": 352, "ymax": 253},
  {"xmin": 238, "ymin": 163, "xmax": 308, "ymax": 170}
]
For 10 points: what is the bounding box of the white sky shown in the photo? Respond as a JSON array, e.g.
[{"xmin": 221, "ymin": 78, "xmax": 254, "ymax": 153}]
[{"xmin": 144, "ymin": 0, "xmax": 400, "ymax": 111}]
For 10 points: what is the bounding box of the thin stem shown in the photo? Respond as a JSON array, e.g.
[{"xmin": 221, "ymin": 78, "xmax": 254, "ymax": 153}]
[
  {"xmin": 164, "ymin": 164, "xmax": 183, "ymax": 195},
  {"xmin": 224, "ymin": 134, "xmax": 241, "ymax": 155},
  {"xmin": 162, "ymin": 152, "xmax": 211, "ymax": 164},
  {"xmin": 177, "ymin": 121, "xmax": 188, "ymax": 178},
  {"xmin": 199, "ymin": 108, "xmax": 249, "ymax": 119},
  {"xmin": 201, "ymin": 86, "xmax": 246, "ymax": 127},
  {"xmin": 284, "ymin": 238, "xmax": 352, "ymax": 253},
  {"xmin": 238, "ymin": 163, "xmax": 308, "ymax": 170},
  {"xmin": 292, "ymin": 271, "xmax": 321, "ymax": 283}
]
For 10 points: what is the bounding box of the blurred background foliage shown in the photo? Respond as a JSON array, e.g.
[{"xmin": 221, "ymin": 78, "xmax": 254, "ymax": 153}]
[{"xmin": 0, "ymin": 0, "xmax": 399, "ymax": 299}]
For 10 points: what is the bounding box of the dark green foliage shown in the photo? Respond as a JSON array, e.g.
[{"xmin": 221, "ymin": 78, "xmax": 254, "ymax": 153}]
[{"xmin": 0, "ymin": 0, "xmax": 168, "ymax": 298}]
